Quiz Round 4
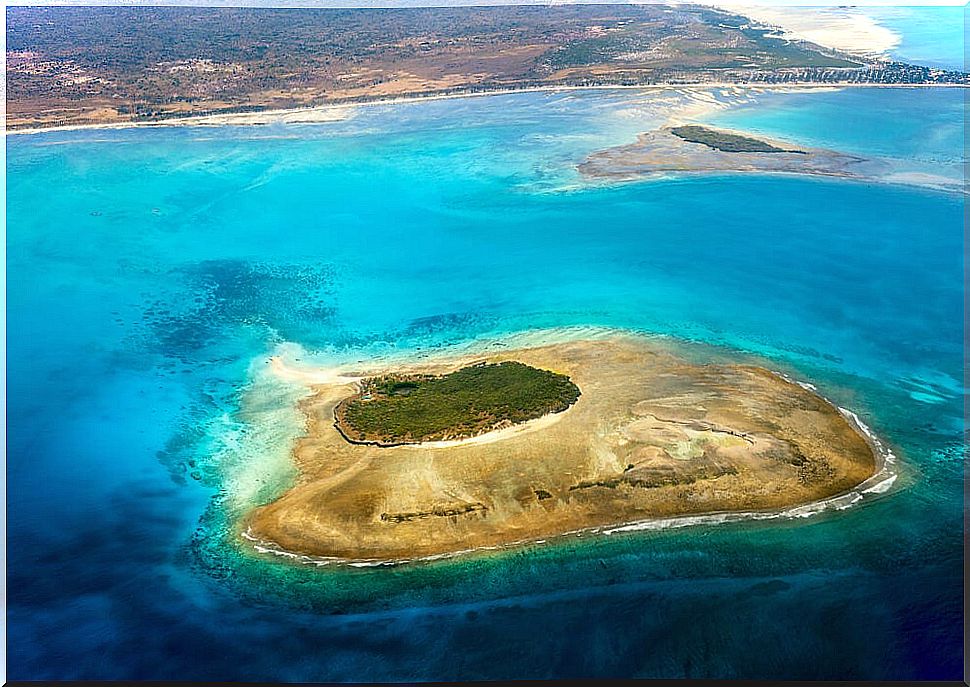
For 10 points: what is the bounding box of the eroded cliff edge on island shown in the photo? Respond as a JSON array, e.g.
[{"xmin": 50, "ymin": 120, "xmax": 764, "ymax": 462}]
[{"xmin": 241, "ymin": 334, "xmax": 884, "ymax": 564}]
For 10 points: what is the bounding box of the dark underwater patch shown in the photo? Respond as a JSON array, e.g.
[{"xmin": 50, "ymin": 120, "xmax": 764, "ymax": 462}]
[
  {"xmin": 401, "ymin": 311, "xmax": 497, "ymax": 339},
  {"xmin": 140, "ymin": 260, "xmax": 339, "ymax": 363}
]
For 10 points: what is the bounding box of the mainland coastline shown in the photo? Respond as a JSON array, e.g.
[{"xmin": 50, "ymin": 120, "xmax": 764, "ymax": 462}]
[
  {"xmin": 7, "ymin": 81, "xmax": 967, "ymax": 137},
  {"xmin": 241, "ymin": 332, "xmax": 889, "ymax": 566}
]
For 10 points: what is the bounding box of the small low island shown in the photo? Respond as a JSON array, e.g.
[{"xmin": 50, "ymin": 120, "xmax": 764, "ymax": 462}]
[
  {"xmin": 579, "ymin": 124, "xmax": 885, "ymax": 182},
  {"xmin": 243, "ymin": 334, "xmax": 884, "ymax": 564}
]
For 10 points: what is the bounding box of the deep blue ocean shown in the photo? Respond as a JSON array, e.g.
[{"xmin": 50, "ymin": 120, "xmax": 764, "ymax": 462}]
[{"xmin": 6, "ymin": 83, "xmax": 964, "ymax": 680}]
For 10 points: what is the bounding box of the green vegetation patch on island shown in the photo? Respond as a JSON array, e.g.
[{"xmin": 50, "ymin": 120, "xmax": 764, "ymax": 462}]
[
  {"xmin": 334, "ymin": 361, "xmax": 581, "ymax": 446},
  {"xmin": 670, "ymin": 125, "xmax": 800, "ymax": 153}
]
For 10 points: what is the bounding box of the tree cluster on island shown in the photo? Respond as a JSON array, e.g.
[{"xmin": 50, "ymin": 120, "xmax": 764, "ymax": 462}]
[{"xmin": 334, "ymin": 361, "xmax": 581, "ymax": 446}]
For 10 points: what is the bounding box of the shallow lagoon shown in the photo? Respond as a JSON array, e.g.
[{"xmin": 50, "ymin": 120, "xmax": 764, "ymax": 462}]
[{"xmin": 7, "ymin": 86, "xmax": 964, "ymax": 680}]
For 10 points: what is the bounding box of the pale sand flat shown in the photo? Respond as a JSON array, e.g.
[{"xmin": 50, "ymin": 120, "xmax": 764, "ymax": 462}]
[{"xmin": 245, "ymin": 335, "xmax": 878, "ymax": 563}]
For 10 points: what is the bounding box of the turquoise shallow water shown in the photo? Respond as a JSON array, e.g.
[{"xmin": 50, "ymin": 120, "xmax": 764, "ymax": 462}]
[
  {"xmin": 866, "ymin": 6, "xmax": 965, "ymax": 71},
  {"xmin": 6, "ymin": 86, "xmax": 965, "ymax": 680}
]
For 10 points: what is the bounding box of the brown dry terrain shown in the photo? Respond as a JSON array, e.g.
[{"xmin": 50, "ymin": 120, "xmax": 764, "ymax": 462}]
[
  {"xmin": 13, "ymin": 4, "xmax": 960, "ymax": 131},
  {"xmin": 246, "ymin": 336, "xmax": 877, "ymax": 562}
]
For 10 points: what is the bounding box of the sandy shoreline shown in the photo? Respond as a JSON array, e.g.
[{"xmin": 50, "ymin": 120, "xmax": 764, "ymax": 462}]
[
  {"xmin": 243, "ymin": 409, "xmax": 897, "ymax": 570},
  {"xmin": 240, "ymin": 409, "xmax": 897, "ymax": 570},
  {"xmin": 6, "ymin": 101, "xmax": 357, "ymax": 137},
  {"xmin": 8, "ymin": 82, "xmax": 966, "ymax": 137},
  {"xmin": 241, "ymin": 331, "xmax": 889, "ymax": 565},
  {"xmin": 713, "ymin": 4, "xmax": 901, "ymax": 58}
]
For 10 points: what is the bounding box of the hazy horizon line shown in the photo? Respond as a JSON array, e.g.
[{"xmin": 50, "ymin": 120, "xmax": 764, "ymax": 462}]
[{"xmin": 7, "ymin": 1, "xmax": 967, "ymax": 9}]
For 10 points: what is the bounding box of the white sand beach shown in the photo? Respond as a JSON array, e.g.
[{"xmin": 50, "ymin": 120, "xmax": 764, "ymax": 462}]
[
  {"xmin": 716, "ymin": 4, "xmax": 901, "ymax": 58},
  {"xmin": 6, "ymin": 102, "xmax": 357, "ymax": 136}
]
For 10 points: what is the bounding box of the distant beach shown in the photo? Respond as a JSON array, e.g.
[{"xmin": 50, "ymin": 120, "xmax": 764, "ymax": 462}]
[{"xmin": 714, "ymin": 3, "xmax": 901, "ymax": 58}]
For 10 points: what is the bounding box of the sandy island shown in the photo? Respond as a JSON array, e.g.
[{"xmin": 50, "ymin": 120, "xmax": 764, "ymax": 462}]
[
  {"xmin": 579, "ymin": 123, "xmax": 889, "ymax": 184},
  {"xmin": 244, "ymin": 335, "xmax": 879, "ymax": 563},
  {"xmin": 579, "ymin": 122, "xmax": 963, "ymax": 195}
]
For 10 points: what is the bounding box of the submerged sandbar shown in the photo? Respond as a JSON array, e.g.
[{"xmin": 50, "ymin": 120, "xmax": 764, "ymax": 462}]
[{"xmin": 245, "ymin": 335, "xmax": 877, "ymax": 562}]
